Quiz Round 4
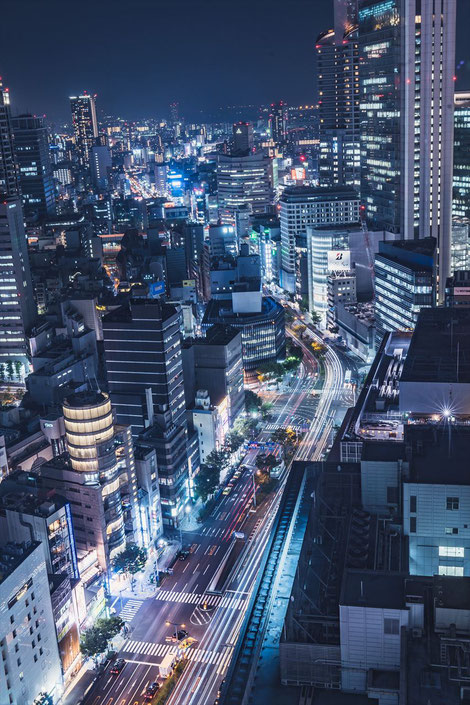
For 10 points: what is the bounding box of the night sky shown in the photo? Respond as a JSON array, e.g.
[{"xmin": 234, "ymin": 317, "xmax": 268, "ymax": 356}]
[{"xmin": 1, "ymin": 0, "xmax": 470, "ymax": 124}]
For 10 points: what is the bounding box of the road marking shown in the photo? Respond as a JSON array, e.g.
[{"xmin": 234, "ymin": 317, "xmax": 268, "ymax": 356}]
[
  {"xmin": 203, "ymin": 565, "xmax": 210, "ymax": 575},
  {"xmin": 119, "ymin": 599, "xmax": 144, "ymax": 624},
  {"xmin": 182, "ymin": 563, "xmax": 189, "ymax": 572},
  {"xmin": 193, "ymin": 563, "xmax": 200, "ymax": 573}
]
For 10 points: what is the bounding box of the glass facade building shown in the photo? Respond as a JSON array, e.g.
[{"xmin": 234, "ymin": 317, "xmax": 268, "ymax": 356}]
[
  {"xmin": 374, "ymin": 238, "xmax": 435, "ymax": 348},
  {"xmin": 453, "ymin": 93, "xmax": 470, "ymax": 221}
]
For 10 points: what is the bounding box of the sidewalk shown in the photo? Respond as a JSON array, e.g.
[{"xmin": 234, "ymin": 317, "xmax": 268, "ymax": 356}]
[{"xmin": 108, "ymin": 539, "xmax": 181, "ymax": 601}]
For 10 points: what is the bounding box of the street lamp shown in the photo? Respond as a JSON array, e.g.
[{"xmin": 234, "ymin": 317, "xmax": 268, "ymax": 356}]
[{"xmin": 166, "ymin": 621, "xmax": 185, "ymax": 641}]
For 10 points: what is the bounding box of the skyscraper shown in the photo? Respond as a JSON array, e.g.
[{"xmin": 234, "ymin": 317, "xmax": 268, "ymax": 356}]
[
  {"xmin": 217, "ymin": 152, "xmax": 273, "ymax": 225},
  {"xmin": 232, "ymin": 122, "xmax": 254, "ymax": 154},
  {"xmin": 0, "ymin": 80, "xmax": 36, "ymax": 376},
  {"xmin": 268, "ymin": 101, "xmax": 288, "ymax": 143},
  {"xmin": 102, "ymin": 300, "xmax": 186, "ymax": 436},
  {"xmin": 70, "ymin": 93, "xmax": 98, "ymax": 166},
  {"xmin": 359, "ymin": 0, "xmax": 456, "ymax": 301},
  {"xmin": 316, "ymin": 0, "xmax": 360, "ymax": 187},
  {"xmin": 453, "ymin": 91, "xmax": 470, "ymax": 221},
  {"xmin": 12, "ymin": 114, "xmax": 56, "ymax": 220}
]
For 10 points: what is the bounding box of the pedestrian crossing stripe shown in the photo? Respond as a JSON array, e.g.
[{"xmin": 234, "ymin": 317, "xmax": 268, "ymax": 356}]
[
  {"xmin": 121, "ymin": 639, "xmax": 225, "ymax": 665},
  {"xmin": 154, "ymin": 591, "xmax": 245, "ymax": 610},
  {"xmin": 119, "ymin": 599, "xmax": 144, "ymax": 623}
]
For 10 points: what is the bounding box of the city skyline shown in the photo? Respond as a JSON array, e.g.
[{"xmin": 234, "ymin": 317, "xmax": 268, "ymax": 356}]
[{"xmin": 1, "ymin": 0, "xmax": 469, "ymax": 123}]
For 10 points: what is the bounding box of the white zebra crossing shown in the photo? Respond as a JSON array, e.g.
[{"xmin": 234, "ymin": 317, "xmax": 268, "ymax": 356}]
[
  {"xmin": 119, "ymin": 599, "xmax": 144, "ymax": 623},
  {"xmin": 121, "ymin": 639, "xmax": 225, "ymax": 665},
  {"xmin": 154, "ymin": 590, "xmax": 245, "ymax": 610}
]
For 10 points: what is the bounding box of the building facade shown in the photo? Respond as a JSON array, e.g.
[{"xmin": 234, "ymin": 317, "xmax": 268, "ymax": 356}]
[
  {"xmin": 280, "ymin": 185, "xmax": 359, "ymax": 293},
  {"xmin": 70, "ymin": 94, "xmax": 98, "ymax": 167},
  {"xmin": 11, "ymin": 114, "xmax": 56, "ymax": 220}
]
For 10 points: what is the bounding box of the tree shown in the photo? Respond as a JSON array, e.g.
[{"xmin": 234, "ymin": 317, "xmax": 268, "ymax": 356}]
[
  {"xmin": 205, "ymin": 448, "xmax": 230, "ymax": 471},
  {"xmin": 80, "ymin": 626, "xmax": 109, "ymax": 663},
  {"xmin": 299, "ymin": 296, "xmax": 309, "ymax": 313},
  {"xmin": 260, "ymin": 402, "xmax": 273, "ymax": 420},
  {"xmin": 245, "ymin": 389, "xmax": 263, "ymax": 414},
  {"xmin": 256, "ymin": 453, "xmax": 280, "ymax": 477},
  {"xmin": 80, "ymin": 616, "xmax": 124, "ymax": 663},
  {"xmin": 224, "ymin": 431, "xmax": 244, "ymax": 454},
  {"xmin": 112, "ymin": 544, "xmax": 147, "ymax": 575},
  {"xmin": 195, "ymin": 463, "xmax": 219, "ymax": 503},
  {"xmin": 310, "ymin": 310, "xmax": 322, "ymax": 326}
]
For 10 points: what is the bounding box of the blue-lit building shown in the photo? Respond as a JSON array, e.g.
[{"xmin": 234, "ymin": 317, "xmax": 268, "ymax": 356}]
[
  {"xmin": 453, "ymin": 92, "xmax": 470, "ymax": 220},
  {"xmin": 374, "ymin": 238, "xmax": 435, "ymax": 348},
  {"xmin": 12, "ymin": 114, "xmax": 56, "ymax": 221}
]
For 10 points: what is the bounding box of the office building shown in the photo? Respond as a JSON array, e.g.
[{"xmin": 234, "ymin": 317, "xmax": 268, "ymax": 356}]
[
  {"xmin": 232, "ymin": 121, "xmax": 254, "ymax": 154},
  {"xmin": 374, "ymin": 238, "xmax": 435, "ymax": 348},
  {"xmin": 336, "ymin": 300, "xmax": 375, "ymax": 362},
  {"xmin": 306, "ymin": 225, "xmax": 351, "ymax": 327},
  {"xmin": 316, "ymin": 0, "xmax": 360, "ymax": 187},
  {"xmin": 182, "ymin": 324, "xmax": 244, "ymax": 427},
  {"xmin": 208, "ymin": 224, "xmax": 238, "ymax": 258},
  {"xmin": 453, "ymin": 91, "xmax": 470, "ymax": 221},
  {"xmin": 269, "ymin": 101, "xmax": 288, "ymax": 143},
  {"xmin": 445, "ymin": 270, "xmax": 470, "ymax": 307},
  {"xmin": 11, "ymin": 114, "xmax": 56, "ymax": 220},
  {"xmin": 189, "ymin": 389, "xmax": 229, "ymax": 465},
  {"xmin": 39, "ymin": 391, "xmax": 138, "ymax": 573},
  {"xmin": 0, "ymin": 541, "xmax": 63, "ymax": 705},
  {"xmin": 359, "ymin": 0, "xmax": 456, "ymax": 301},
  {"xmin": 327, "ymin": 269, "xmax": 357, "ymax": 330},
  {"xmin": 0, "ymin": 200, "xmax": 36, "ymax": 375},
  {"xmin": 0, "ymin": 475, "xmax": 79, "ymax": 579},
  {"xmin": 70, "ymin": 93, "xmax": 98, "ymax": 166},
  {"xmin": 103, "ymin": 300, "xmax": 186, "ymax": 436},
  {"xmin": 217, "ymin": 152, "xmax": 273, "ymax": 225},
  {"xmin": 133, "ymin": 444, "xmax": 164, "ymax": 546},
  {"xmin": 202, "ymin": 296, "xmax": 285, "ymax": 371},
  {"xmin": 91, "ymin": 144, "xmax": 112, "ymax": 190},
  {"xmin": 0, "ymin": 78, "xmax": 18, "ymax": 196},
  {"xmin": 0, "ymin": 80, "xmax": 36, "ymax": 377},
  {"xmin": 280, "ymin": 185, "xmax": 359, "ymax": 293}
]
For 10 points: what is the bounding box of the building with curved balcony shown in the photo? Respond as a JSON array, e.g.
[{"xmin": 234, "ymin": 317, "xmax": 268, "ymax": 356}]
[{"xmin": 39, "ymin": 391, "xmax": 138, "ymax": 575}]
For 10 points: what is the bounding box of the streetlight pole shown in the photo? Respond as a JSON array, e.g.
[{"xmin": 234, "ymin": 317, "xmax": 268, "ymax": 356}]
[{"xmin": 166, "ymin": 621, "xmax": 185, "ymax": 641}]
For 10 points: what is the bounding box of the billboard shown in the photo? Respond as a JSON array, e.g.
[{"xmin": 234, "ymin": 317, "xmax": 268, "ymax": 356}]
[
  {"xmin": 149, "ymin": 280, "xmax": 165, "ymax": 297},
  {"xmin": 290, "ymin": 167, "xmax": 306, "ymax": 181},
  {"xmin": 327, "ymin": 250, "xmax": 351, "ymax": 272}
]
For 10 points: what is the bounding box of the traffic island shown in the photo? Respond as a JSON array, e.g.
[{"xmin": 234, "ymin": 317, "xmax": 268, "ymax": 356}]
[{"xmin": 153, "ymin": 659, "xmax": 188, "ymax": 705}]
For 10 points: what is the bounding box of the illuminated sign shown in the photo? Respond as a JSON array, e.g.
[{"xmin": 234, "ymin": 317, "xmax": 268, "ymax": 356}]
[
  {"xmin": 291, "ymin": 167, "xmax": 306, "ymax": 181},
  {"xmin": 182, "ymin": 279, "xmax": 196, "ymax": 288},
  {"xmin": 327, "ymin": 250, "xmax": 351, "ymax": 272},
  {"xmin": 149, "ymin": 281, "xmax": 165, "ymax": 297}
]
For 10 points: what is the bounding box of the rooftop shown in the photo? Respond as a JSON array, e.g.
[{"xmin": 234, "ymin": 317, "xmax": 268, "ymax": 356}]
[
  {"xmin": 0, "ymin": 541, "xmax": 40, "ymax": 585},
  {"xmin": 281, "ymin": 185, "xmax": 359, "ymax": 202},
  {"xmin": 406, "ymin": 425, "xmax": 470, "ymax": 485},
  {"xmin": 63, "ymin": 390, "xmax": 109, "ymax": 409},
  {"xmin": 401, "ymin": 308, "xmax": 470, "ymax": 384}
]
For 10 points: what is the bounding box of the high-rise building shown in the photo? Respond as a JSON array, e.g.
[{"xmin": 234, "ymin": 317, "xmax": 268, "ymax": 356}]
[
  {"xmin": 0, "ymin": 541, "xmax": 63, "ymax": 705},
  {"xmin": 103, "ymin": 300, "xmax": 186, "ymax": 436},
  {"xmin": 40, "ymin": 391, "xmax": 138, "ymax": 572},
  {"xmin": 217, "ymin": 152, "xmax": 273, "ymax": 225},
  {"xmin": 0, "ymin": 78, "xmax": 18, "ymax": 196},
  {"xmin": 11, "ymin": 114, "xmax": 56, "ymax": 220},
  {"xmin": 453, "ymin": 91, "xmax": 470, "ymax": 221},
  {"xmin": 0, "ymin": 199, "xmax": 36, "ymax": 374},
  {"xmin": 280, "ymin": 185, "xmax": 360, "ymax": 293},
  {"xmin": 232, "ymin": 121, "xmax": 254, "ymax": 154},
  {"xmin": 269, "ymin": 101, "xmax": 288, "ymax": 143},
  {"xmin": 0, "ymin": 81, "xmax": 36, "ymax": 378},
  {"xmin": 70, "ymin": 93, "xmax": 98, "ymax": 166},
  {"xmin": 91, "ymin": 144, "xmax": 112, "ymax": 190},
  {"xmin": 317, "ymin": 0, "xmax": 360, "ymax": 187},
  {"xmin": 182, "ymin": 324, "xmax": 245, "ymax": 427},
  {"xmin": 374, "ymin": 238, "xmax": 436, "ymax": 348},
  {"xmin": 359, "ymin": 0, "xmax": 456, "ymax": 301}
]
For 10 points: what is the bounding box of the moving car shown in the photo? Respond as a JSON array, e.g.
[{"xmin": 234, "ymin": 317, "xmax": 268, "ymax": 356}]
[
  {"xmin": 222, "ymin": 483, "xmax": 233, "ymax": 496},
  {"xmin": 177, "ymin": 629, "xmax": 188, "ymax": 640},
  {"xmin": 178, "ymin": 550, "xmax": 189, "ymax": 561},
  {"xmin": 110, "ymin": 658, "xmax": 125, "ymax": 674},
  {"xmin": 144, "ymin": 682, "xmax": 160, "ymax": 700}
]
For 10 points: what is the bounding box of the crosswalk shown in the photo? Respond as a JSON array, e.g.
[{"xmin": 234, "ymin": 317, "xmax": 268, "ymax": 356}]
[
  {"xmin": 264, "ymin": 422, "xmax": 309, "ymax": 432},
  {"xmin": 119, "ymin": 599, "xmax": 144, "ymax": 623},
  {"xmin": 122, "ymin": 639, "xmax": 225, "ymax": 666},
  {"xmin": 155, "ymin": 590, "xmax": 245, "ymax": 610}
]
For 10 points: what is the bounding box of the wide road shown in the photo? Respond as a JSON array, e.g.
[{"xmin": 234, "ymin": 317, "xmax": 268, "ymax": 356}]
[{"xmin": 81, "ymin": 354, "xmax": 321, "ymax": 705}]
